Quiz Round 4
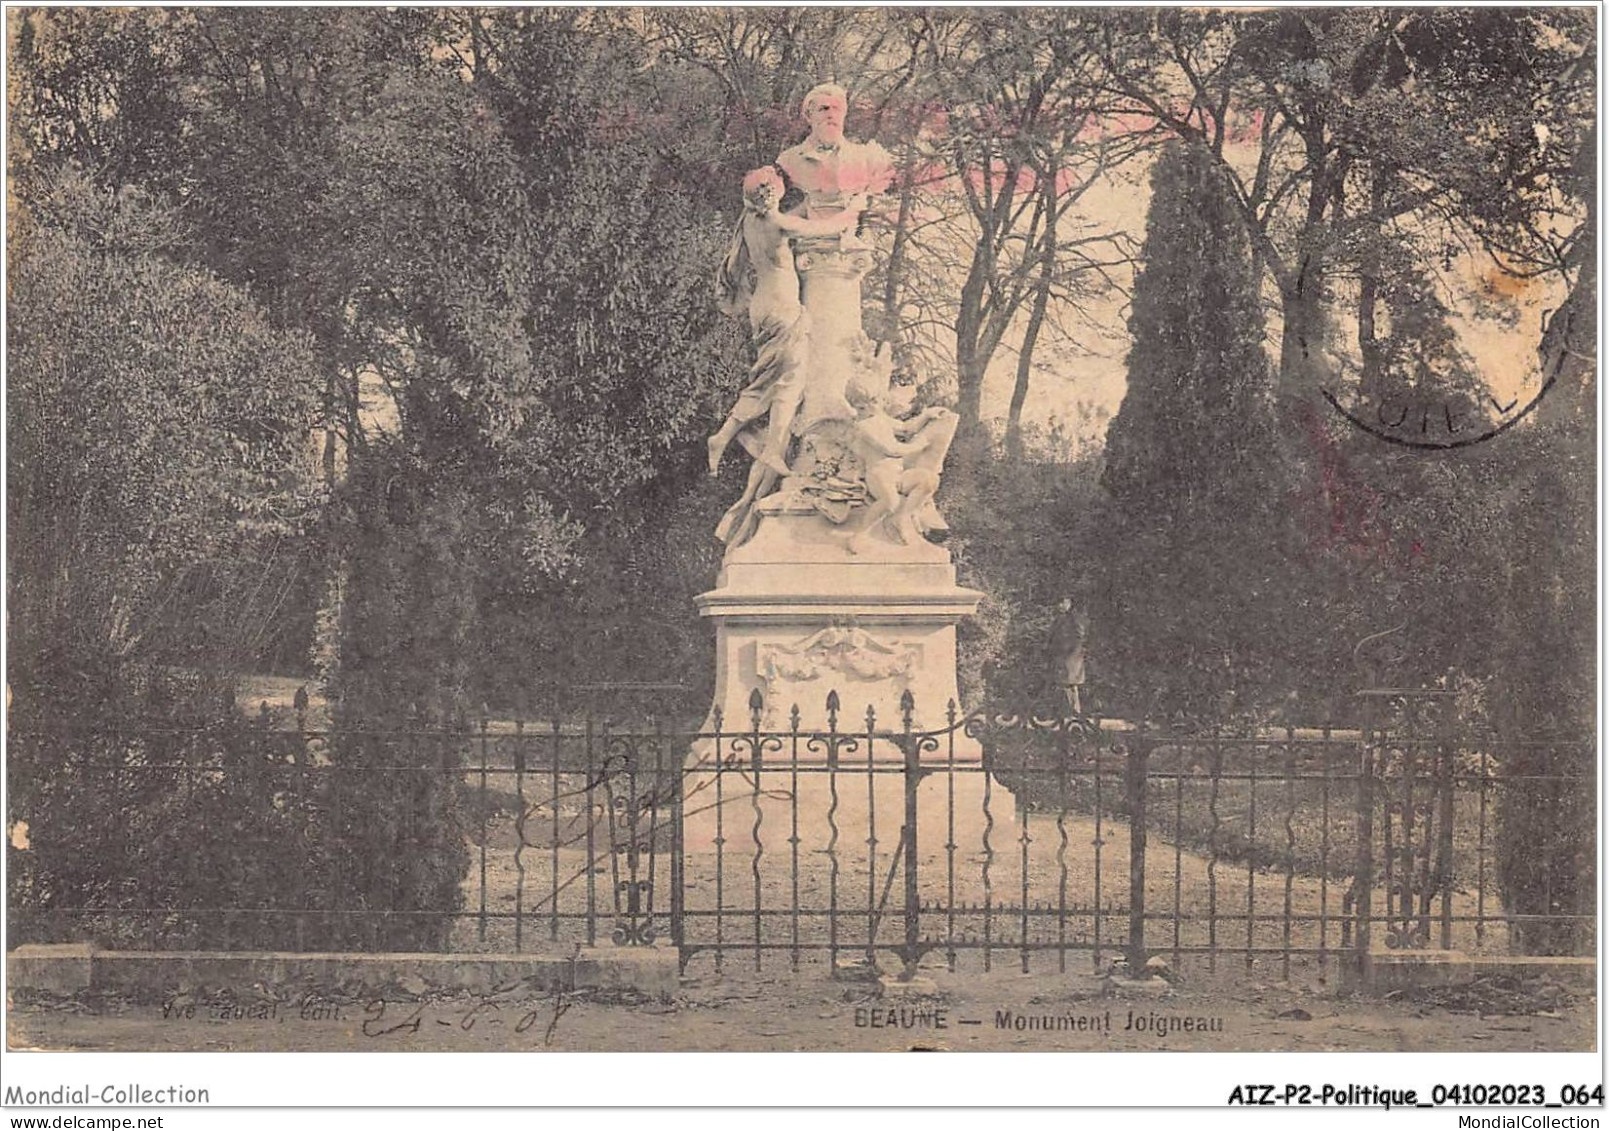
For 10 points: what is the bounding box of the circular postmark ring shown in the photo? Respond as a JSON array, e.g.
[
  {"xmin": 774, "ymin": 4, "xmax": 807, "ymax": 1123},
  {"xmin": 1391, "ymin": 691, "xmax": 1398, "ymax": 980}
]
[{"xmin": 1320, "ymin": 374, "xmax": 1555, "ymax": 451}]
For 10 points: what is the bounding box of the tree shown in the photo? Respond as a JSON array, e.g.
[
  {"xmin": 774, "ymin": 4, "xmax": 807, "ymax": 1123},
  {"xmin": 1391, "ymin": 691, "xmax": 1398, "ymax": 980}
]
[
  {"xmin": 316, "ymin": 447, "xmax": 475, "ymax": 951},
  {"xmin": 298, "ymin": 12, "xmax": 756, "ymax": 941},
  {"xmin": 1092, "ymin": 11, "xmax": 1594, "ymax": 947},
  {"xmin": 7, "ymin": 168, "xmax": 321, "ymax": 716},
  {"xmin": 10, "ymin": 9, "xmax": 754, "ymax": 947},
  {"xmin": 1096, "ymin": 9, "xmax": 1592, "ymax": 415},
  {"xmin": 1093, "ymin": 143, "xmax": 1289, "ymax": 718},
  {"xmin": 6, "ymin": 168, "xmax": 324, "ymax": 947},
  {"xmin": 1087, "ymin": 10, "xmax": 1593, "ymax": 696},
  {"xmin": 1490, "ymin": 126, "xmax": 1596, "ymax": 955},
  {"xmin": 845, "ymin": 12, "xmax": 1149, "ymax": 461},
  {"xmin": 943, "ymin": 444, "xmax": 1104, "ymax": 708}
]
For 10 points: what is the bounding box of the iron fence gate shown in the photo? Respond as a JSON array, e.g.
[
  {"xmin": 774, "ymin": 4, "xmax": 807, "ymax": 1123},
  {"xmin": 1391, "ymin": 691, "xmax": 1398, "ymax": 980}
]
[{"xmin": 11, "ymin": 687, "xmax": 1593, "ymax": 975}]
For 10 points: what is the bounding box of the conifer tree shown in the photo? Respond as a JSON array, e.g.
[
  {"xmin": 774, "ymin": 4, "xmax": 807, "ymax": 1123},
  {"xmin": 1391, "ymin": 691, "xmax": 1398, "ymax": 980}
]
[{"xmin": 1094, "ymin": 142, "xmax": 1288, "ymax": 718}]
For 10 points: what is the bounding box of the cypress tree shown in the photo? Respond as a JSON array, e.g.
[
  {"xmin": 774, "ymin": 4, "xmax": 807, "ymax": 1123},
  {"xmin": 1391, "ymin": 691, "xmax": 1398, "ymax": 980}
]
[
  {"xmin": 1094, "ymin": 142, "xmax": 1288, "ymax": 719},
  {"xmin": 320, "ymin": 446, "xmax": 474, "ymax": 952}
]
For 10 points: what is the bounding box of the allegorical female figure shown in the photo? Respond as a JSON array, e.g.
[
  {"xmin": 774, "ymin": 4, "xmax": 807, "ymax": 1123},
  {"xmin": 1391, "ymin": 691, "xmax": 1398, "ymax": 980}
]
[{"xmin": 710, "ymin": 166, "xmax": 863, "ymax": 547}]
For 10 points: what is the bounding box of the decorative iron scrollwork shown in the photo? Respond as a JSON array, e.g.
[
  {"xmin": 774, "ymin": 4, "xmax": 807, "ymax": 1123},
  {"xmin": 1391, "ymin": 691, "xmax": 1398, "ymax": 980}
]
[
  {"xmin": 1383, "ymin": 919, "xmax": 1429, "ymax": 950},
  {"xmin": 612, "ymin": 879, "xmax": 655, "ymax": 946}
]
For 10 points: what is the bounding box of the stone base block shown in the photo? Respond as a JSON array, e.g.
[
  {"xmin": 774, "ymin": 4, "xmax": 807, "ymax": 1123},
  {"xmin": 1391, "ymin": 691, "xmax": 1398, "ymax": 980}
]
[
  {"xmin": 877, "ymin": 973, "xmax": 939, "ymax": 998},
  {"xmin": 696, "ymin": 510, "xmax": 983, "ymax": 738},
  {"xmin": 678, "ymin": 770, "xmax": 1020, "ymax": 963},
  {"xmin": 1348, "ymin": 949, "xmax": 1598, "ymax": 996},
  {"xmin": 1102, "ymin": 976, "xmax": 1172, "ymax": 998},
  {"xmin": 573, "ymin": 945, "xmax": 680, "ymax": 999},
  {"xmin": 833, "ymin": 956, "xmax": 879, "ymax": 981},
  {"xmin": 7, "ymin": 943, "xmax": 93, "ymax": 996},
  {"xmin": 680, "ymin": 767, "xmax": 1019, "ymax": 862}
]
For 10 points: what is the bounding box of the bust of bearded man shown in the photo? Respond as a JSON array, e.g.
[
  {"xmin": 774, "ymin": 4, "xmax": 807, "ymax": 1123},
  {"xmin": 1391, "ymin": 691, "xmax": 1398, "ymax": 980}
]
[{"xmin": 776, "ymin": 83, "xmax": 894, "ymax": 222}]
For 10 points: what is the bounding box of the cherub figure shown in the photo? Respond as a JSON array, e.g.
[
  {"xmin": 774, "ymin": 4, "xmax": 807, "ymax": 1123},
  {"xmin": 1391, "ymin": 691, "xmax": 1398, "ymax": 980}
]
[{"xmin": 843, "ymin": 384, "xmax": 958, "ymax": 555}]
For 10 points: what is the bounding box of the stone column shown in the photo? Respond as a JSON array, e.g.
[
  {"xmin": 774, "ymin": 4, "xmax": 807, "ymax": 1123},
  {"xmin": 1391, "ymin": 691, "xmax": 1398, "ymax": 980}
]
[{"xmin": 791, "ymin": 237, "xmax": 878, "ymax": 431}]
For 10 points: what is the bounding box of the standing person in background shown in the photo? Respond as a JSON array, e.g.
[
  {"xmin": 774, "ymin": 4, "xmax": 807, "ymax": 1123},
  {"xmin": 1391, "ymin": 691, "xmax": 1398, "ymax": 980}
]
[{"xmin": 1049, "ymin": 594, "xmax": 1090, "ymax": 715}]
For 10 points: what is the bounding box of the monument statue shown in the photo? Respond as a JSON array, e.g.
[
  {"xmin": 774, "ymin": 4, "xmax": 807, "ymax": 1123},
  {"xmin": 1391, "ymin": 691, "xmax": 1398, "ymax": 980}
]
[
  {"xmin": 691, "ymin": 80, "xmax": 1010, "ymax": 859},
  {"xmin": 709, "ymin": 82, "xmax": 958, "ymax": 557},
  {"xmin": 843, "ymin": 387, "xmax": 957, "ymax": 555},
  {"xmin": 778, "ymin": 83, "xmax": 895, "ymax": 439}
]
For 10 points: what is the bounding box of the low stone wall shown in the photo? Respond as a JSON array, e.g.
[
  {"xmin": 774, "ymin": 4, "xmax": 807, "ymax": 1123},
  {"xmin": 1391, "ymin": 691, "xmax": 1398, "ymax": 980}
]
[
  {"xmin": 1345, "ymin": 948, "xmax": 1596, "ymax": 995},
  {"xmin": 7, "ymin": 943, "xmax": 678, "ymax": 1001}
]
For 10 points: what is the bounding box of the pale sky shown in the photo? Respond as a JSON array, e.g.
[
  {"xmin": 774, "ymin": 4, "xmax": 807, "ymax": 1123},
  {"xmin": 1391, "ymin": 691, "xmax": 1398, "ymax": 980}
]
[{"xmin": 967, "ymin": 147, "xmax": 1564, "ymax": 451}]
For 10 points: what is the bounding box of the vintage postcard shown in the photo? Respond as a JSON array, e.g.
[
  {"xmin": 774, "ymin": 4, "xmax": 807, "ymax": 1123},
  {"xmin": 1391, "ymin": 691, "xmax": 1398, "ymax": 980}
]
[{"xmin": 3, "ymin": 1, "xmax": 1598, "ymax": 1105}]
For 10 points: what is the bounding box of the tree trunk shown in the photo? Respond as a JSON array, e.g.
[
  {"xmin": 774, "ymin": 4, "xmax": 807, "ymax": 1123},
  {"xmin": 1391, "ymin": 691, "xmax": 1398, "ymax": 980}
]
[
  {"xmin": 1277, "ymin": 127, "xmax": 1334, "ymax": 413},
  {"xmin": 1006, "ymin": 188, "xmax": 1058, "ymax": 462},
  {"xmin": 1278, "ymin": 277, "xmax": 1323, "ymax": 394},
  {"xmin": 321, "ymin": 371, "xmax": 339, "ymax": 488},
  {"xmin": 1356, "ymin": 168, "xmax": 1389, "ymax": 398},
  {"xmin": 1006, "ymin": 264, "xmax": 1052, "ymax": 462},
  {"xmin": 879, "ymin": 155, "xmax": 917, "ymax": 343},
  {"xmin": 955, "ymin": 345, "xmax": 987, "ymax": 451},
  {"xmin": 954, "ymin": 256, "xmax": 990, "ymax": 447}
]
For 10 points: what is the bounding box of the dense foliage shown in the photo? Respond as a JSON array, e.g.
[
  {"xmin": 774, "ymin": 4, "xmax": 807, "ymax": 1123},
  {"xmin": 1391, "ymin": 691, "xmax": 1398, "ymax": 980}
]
[{"xmin": 7, "ymin": 172, "xmax": 323, "ymax": 946}]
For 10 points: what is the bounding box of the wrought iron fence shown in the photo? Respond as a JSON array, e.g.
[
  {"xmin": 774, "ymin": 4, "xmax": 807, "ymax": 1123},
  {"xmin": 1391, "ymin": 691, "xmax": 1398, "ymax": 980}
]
[{"xmin": 8, "ymin": 688, "xmax": 1593, "ymax": 978}]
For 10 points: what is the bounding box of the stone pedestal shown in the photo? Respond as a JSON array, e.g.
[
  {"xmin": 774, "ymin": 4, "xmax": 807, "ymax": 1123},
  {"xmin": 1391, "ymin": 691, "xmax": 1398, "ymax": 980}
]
[
  {"xmin": 696, "ymin": 510, "xmax": 983, "ymax": 740},
  {"xmin": 680, "ymin": 768, "xmax": 1019, "ymax": 861},
  {"xmin": 691, "ymin": 506, "xmax": 1020, "ymax": 852}
]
